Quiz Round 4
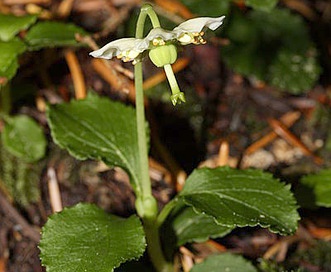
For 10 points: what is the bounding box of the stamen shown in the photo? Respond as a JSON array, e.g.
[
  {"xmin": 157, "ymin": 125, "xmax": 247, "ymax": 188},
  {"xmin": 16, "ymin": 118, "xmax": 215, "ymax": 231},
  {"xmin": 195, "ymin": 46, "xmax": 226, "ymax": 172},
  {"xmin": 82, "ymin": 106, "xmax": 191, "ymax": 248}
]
[
  {"xmin": 193, "ymin": 32, "xmax": 207, "ymax": 45},
  {"xmin": 152, "ymin": 38, "xmax": 166, "ymax": 46}
]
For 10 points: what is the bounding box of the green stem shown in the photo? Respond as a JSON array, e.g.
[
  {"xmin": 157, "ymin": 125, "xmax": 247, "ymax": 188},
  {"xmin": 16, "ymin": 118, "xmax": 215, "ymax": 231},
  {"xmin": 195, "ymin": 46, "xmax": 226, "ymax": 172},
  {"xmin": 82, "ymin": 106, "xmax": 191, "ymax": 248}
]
[
  {"xmin": 134, "ymin": 4, "xmax": 172, "ymax": 272},
  {"xmin": 143, "ymin": 219, "xmax": 173, "ymax": 272},
  {"xmin": 134, "ymin": 61, "xmax": 151, "ymax": 200},
  {"xmin": 136, "ymin": 4, "xmax": 161, "ymax": 39},
  {"xmin": 156, "ymin": 198, "xmax": 179, "ymax": 227}
]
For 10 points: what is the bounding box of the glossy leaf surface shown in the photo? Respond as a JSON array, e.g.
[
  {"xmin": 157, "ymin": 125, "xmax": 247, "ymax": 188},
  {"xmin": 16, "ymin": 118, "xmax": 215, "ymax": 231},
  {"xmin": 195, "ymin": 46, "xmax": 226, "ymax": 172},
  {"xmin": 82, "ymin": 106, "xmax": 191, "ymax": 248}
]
[
  {"xmin": 191, "ymin": 253, "xmax": 257, "ymax": 272},
  {"xmin": 40, "ymin": 203, "xmax": 146, "ymax": 272},
  {"xmin": 25, "ymin": 21, "xmax": 86, "ymax": 50},
  {"xmin": 179, "ymin": 167, "xmax": 299, "ymax": 235},
  {"xmin": 0, "ymin": 14, "xmax": 37, "ymax": 41},
  {"xmin": 46, "ymin": 93, "xmax": 143, "ymax": 193},
  {"xmin": 0, "ymin": 39, "xmax": 26, "ymax": 82},
  {"xmin": 166, "ymin": 202, "xmax": 233, "ymax": 246}
]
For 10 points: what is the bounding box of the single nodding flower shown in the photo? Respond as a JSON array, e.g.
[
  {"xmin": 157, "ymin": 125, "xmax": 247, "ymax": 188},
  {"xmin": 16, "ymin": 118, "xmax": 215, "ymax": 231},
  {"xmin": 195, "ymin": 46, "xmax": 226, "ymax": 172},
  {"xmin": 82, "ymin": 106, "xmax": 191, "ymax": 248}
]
[{"xmin": 89, "ymin": 15, "xmax": 225, "ymax": 105}]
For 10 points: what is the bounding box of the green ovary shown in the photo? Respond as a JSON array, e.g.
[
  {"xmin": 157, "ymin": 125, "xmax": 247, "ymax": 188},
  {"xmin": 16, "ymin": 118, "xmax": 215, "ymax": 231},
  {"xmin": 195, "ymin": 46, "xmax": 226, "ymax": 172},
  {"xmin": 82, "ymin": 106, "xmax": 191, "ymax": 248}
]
[{"xmin": 149, "ymin": 44, "xmax": 177, "ymax": 67}]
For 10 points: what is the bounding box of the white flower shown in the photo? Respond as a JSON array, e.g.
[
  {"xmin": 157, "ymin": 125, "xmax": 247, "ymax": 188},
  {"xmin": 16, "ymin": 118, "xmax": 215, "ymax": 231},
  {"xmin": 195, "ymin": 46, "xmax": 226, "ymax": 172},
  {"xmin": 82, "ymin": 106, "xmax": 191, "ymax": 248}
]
[
  {"xmin": 173, "ymin": 16, "xmax": 225, "ymax": 45},
  {"xmin": 89, "ymin": 16, "xmax": 225, "ymax": 63},
  {"xmin": 89, "ymin": 14, "xmax": 225, "ymax": 106},
  {"xmin": 89, "ymin": 37, "xmax": 147, "ymax": 62}
]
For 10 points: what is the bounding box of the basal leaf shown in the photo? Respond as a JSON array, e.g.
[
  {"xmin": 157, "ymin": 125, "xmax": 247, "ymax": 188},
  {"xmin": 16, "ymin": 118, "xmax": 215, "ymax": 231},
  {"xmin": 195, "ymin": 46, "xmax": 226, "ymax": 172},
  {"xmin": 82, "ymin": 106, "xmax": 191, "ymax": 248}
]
[
  {"xmin": 39, "ymin": 203, "xmax": 146, "ymax": 272},
  {"xmin": 0, "ymin": 39, "xmax": 26, "ymax": 82},
  {"xmin": 191, "ymin": 253, "xmax": 257, "ymax": 272},
  {"xmin": 179, "ymin": 167, "xmax": 299, "ymax": 235},
  {"xmin": 300, "ymin": 170, "xmax": 331, "ymax": 208},
  {"xmin": 2, "ymin": 115, "xmax": 47, "ymax": 162},
  {"xmin": 245, "ymin": 0, "xmax": 278, "ymax": 11},
  {"xmin": 25, "ymin": 21, "xmax": 86, "ymax": 50},
  {"xmin": 166, "ymin": 201, "xmax": 233, "ymax": 246},
  {"xmin": 46, "ymin": 93, "xmax": 143, "ymax": 193},
  {"xmin": 0, "ymin": 14, "xmax": 37, "ymax": 41}
]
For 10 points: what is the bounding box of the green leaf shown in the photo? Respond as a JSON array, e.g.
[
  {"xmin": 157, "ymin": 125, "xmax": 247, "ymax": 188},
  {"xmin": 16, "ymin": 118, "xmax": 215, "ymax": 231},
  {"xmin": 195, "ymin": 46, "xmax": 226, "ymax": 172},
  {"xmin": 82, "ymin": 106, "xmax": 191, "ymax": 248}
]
[
  {"xmin": 268, "ymin": 48, "xmax": 321, "ymax": 94},
  {"xmin": 191, "ymin": 253, "xmax": 258, "ymax": 272},
  {"xmin": 0, "ymin": 58, "xmax": 19, "ymax": 85},
  {"xmin": 0, "ymin": 39, "xmax": 26, "ymax": 82},
  {"xmin": 245, "ymin": 0, "xmax": 278, "ymax": 11},
  {"xmin": 2, "ymin": 115, "xmax": 47, "ymax": 163},
  {"xmin": 0, "ymin": 14, "xmax": 37, "ymax": 42},
  {"xmin": 25, "ymin": 21, "xmax": 86, "ymax": 50},
  {"xmin": 46, "ymin": 93, "xmax": 143, "ymax": 194},
  {"xmin": 0, "ymin": 141, "xmax": 43, "ymax": 207},
  {"xmin": 166, "ymin": 202, "xmax": 233, "ymax": 246},
  {"xmin": 222, "ymin": 8, "xmax": 320, "ymax": 91},
  {"xmin": 179, "ymin": 167, "xmax": 299, "ymax": 235},
  {"xmin": 0, "ymin": 141, "xmax": 42, "ymax": 206},
  {"xmin": 300, "ymin": 170, "xmax": 331, "ymax": 208},
  {"xmin": 39, "ymin": 203, "xmax": 146, "ymax": 272},
  {"xmin": 180, "ymin": 0, "xmax": 230, "ymax": 16}
]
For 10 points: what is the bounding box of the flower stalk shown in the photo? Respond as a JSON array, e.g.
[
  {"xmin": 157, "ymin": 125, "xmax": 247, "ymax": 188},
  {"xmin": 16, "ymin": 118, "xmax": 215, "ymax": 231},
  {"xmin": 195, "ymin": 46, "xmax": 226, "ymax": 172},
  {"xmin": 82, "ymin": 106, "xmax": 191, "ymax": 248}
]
[{"xmin": 135, "ymin": 4, "xmax": 172, "ymax": 272}]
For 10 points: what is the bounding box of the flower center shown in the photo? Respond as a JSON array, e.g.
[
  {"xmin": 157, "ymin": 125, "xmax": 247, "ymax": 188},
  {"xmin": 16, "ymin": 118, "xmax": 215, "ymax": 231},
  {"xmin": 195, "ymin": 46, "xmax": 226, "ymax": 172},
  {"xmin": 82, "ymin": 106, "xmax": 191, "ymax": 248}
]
[
  {"xmin": 178, "ymin": 32, "xmax": 206, "ymax": 45},
  {"xmin": 117, "ymin": 50, "xmax": 140, "ymax": 63}
]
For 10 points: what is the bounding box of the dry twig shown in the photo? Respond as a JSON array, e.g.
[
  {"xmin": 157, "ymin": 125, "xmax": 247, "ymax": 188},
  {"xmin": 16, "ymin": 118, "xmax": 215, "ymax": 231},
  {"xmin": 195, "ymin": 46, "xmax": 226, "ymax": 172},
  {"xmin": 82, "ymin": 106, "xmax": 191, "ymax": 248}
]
[
  {"xmin": 47, "ymin": 168, "xmax": 63, "ymax": 213},
  {"xmin": 64, "ymin": 49, "xmax": 87, "ymax": 100}
]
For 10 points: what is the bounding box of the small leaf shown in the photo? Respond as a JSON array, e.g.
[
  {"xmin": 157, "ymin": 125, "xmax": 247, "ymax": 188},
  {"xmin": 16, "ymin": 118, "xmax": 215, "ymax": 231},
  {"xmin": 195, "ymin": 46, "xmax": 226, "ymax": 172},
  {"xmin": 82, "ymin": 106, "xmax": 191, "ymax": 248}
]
[
  {"xmin": 25, "ymin": 21, "xmax": 87, "ymax": 50},
  {"xmin": 245, "ymin": 0, "xmax": 278, "ymax": 11},
  {"xmin": 179, "ymin": 167, "xmax": 299, "ymax": 235},
  {"xmin": 0, "ymin": 39, "xmax": 26, "ymax": 82},
  {"xmin": 166, "ymin": 202, "xmax": 233, "ymax": 246},
  {"xmin": 269, "ymin": 48, "xmax": 321, "ymax": 94},
  {"xmin": 300, "ymin": 170, "xmax": 331, "ymax": 208},
  {"xmin": 191, "ymin": 253, "xmax": 258, "ymax": 272},
  {"xmin": 39, "ymin": 203, "xmax": 146, "ymax": 272},
  {"xmin": 0, "ymin": 142, "xmax": 42, "ymax": 206},
  {"xmin": 2, "ymin": 115, "xmax": 47, "ymax": 162},
  {"xmin": 46, "ymin": 93, "xmax": 143, "ymax": 194},
  {"xmin": 0, "ymin": 14, "xmax": 37, "ymax": 41}
]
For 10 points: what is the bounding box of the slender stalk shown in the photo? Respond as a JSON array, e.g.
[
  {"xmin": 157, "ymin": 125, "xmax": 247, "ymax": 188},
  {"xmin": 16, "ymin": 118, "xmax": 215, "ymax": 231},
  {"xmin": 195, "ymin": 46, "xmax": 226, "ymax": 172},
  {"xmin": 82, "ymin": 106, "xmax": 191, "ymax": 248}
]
[
  {"xmin": 156, "ymin": 198, "xmax": 178, "ymax": 227},
  {"xmin": 135, "ymin": 3, "xmax": 161, "ymax": 200},
  {"xmin": 134, "ymin": 60, "xmax": 151, "ymax": 199},
  {"xmin": 134, "ymin": 4, "xmax": 173, "ymax": 272}
]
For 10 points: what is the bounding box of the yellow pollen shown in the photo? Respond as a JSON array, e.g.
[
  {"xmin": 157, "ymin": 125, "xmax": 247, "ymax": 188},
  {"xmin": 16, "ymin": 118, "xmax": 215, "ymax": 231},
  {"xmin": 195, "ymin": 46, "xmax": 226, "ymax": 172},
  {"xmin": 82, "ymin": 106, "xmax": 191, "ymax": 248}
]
[
  {"xmin": 152, "ymin": 38, "xmax": 165, "ymax": 46},
  {"xmin": 192, "ymin": 32, "xmax": 206, "ymax": 45}
]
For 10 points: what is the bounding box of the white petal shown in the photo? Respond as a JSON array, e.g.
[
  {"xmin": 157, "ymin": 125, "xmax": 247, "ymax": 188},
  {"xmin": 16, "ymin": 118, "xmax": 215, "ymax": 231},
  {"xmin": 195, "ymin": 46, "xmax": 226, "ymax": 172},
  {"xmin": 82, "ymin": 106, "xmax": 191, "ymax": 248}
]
[
  {"xmin": 144, "ymin": 27, "xmax": 177, "ymax": 43},
  {"xmin": 89, "ymin": 37, "xmax": 147, "ymax": 60},
  {"xmin": 173, "ymin": 16, "xmax": 225, "ymax": 36}
]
